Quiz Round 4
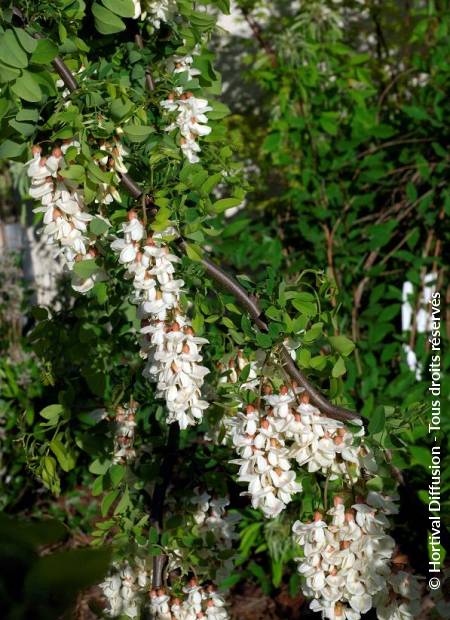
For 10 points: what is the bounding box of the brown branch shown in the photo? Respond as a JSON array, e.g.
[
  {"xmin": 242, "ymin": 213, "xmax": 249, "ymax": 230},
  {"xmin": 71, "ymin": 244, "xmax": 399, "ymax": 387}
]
[
  {"xmin": 240, "ymin": 7, "xmax": 277, "ymax": 67},
  {"xmin": 46, "ymin": 49, "xmax": 360, "ymax": 424},
  {"xmin": 134, "ymin": 34, "xmax": 155, "ymax": 92}
]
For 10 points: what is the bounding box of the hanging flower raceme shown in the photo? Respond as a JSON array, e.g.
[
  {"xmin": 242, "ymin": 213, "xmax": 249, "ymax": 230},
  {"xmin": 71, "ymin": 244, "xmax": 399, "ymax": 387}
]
[
  {"xmin": 186, "ymin": 489, "xmax": 239, "ymax": 582},
  {"xmin": 167, "ymin": 45, "xmax": 201, "ymax": 81},
  {"xmin": 112, "ymin": 401, "xmax": 138, "ymax": 464},
  {"xmin": 27, "ymin": 142, "xmax": 92, "ymax": 287},
  {"xmin": 230, "ymin": 388, "xmax": 303, "ymax": 518},
  {"xmin": 132, "ymin": 0, "xmax": 176, "ymax": 27},
  {"xmin": 218, "ymin": 350, "xmax": 259, "ymax": 390},
  {"xmin": 101, "ymin": 561, "xmax": 229, "ymax": 619},
  {"xmin": 101, "ymin": 558, "xmax": 150, "ymax": 619},
  {"xmin": 284, "ymin": 392, "xmax": 376, "ymax": 482},
  {"xmin": 27, "ymin": 139, "xmax": 126, "ymax": 293},
  {"xmin": 292, "ymin": 493, "xmax": 400, "ymax": 620},
  {"xmin": 374, "ymin": 568, "xmax": 423, "ymax": 620},
  {"xmin": 229, "ymin": 385, "xmax": 375, "ymax": 518},
  {"xmin": 150, "ymin": 580, "xmax": 229, "ymax": 620},
  {"xmin": 161, "ymin": 90, "xmax": 212, "ymax": 163},
  {"xmin": 110, "ymin": 211, "xmax": 210, "ymax": 429}
]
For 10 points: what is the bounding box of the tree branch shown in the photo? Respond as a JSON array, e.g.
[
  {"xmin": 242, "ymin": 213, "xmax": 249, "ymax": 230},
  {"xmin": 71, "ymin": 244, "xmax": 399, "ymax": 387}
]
[
  {"xmin": 150, "ymin": 424, "xmax": 179, "ymax": 588},
  {"xmin": 45, "ymin": 50, "xmax": 360, "ymax": 424},
  {"xmin": 240, "ymin": 7, "xmax": 277, "ymax": 67}
]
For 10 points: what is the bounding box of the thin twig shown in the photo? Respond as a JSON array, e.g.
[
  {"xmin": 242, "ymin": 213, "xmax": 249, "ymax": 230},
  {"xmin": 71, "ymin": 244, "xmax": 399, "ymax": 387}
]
[
  {"xmin": 134, "ymin": 33, "xmax": 155, "ymax": 91},
  {"xmin": 240, "ymin": 7, "xmax": 277, "ymax": 67}
]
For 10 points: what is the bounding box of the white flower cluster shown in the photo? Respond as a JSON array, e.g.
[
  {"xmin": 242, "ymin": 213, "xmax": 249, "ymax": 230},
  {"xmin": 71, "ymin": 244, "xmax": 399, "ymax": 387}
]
[
  {"xmin": 132, "ymin": 0, "xmax": 175, "ymax": 27},
  {"xmin": 190, "ymin": 489, "xmax": 239, "ymax": 545},
  {"xmin": 161, "ymin": 89, "xmax": 212, "ymax": 163},
  {"xmin": 168, "ymin": 46, "xmax": 201, "ymax": 81},
  {"xmin": 27, "ymin": 142, "xmax": 92, "ymax": 290},
  {"xmin": 230, "ymin": 388, "xmax": 303, "ymax": 518},
  {"xmin": 112, "ymin": 401, "xmax": 137, "ymax": 464},
  {"xmin": 188, "ymin": 490, "xmax": 239, "ymax": 582},
  {"xmin": 285, "ymin": 394, "xmax": 376, "ymax": 482},
  {"xmin": 150, "ymin": 580, "xmax": 228, "ymax": 620},
  {"xmin": 101, "ymin": 559, "xmax": 149, "ymax": 618},
  {"xmin": 230, "ymin": 386, "xmax": 375, "ymax": 518},
  {"xmin": 101, "ymin": 561, "xmax": 228, "ymax": 620},
  {"xmin": 27, "ymin": 139, "xmax": 126, "ymax": 293},
  {"xmin": 375, "ymin": 569, "xmax": 422, "ymax": 620},
  {"xmin": 292, "ymin": 493, "xmax": 398, "ymax": 620},
  {"xmin": 218, "ymin": 350, "xmax": 259, "ymax": 390},
  {"xmin": 110, "ymin": 211, "xmax": 209, "ymax": 429}
]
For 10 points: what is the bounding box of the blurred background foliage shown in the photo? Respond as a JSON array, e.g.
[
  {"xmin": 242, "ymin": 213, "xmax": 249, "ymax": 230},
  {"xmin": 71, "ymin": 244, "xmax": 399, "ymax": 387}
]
[{"xmin": 0, "ymin": 0, "xmax": 449, "ymax": 618}]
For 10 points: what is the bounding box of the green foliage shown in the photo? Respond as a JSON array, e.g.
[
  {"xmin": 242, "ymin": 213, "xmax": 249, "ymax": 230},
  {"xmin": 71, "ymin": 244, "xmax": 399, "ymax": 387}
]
[{"xmin": 0, "ymin": 0, "xmax": 448, "ymax": 615}]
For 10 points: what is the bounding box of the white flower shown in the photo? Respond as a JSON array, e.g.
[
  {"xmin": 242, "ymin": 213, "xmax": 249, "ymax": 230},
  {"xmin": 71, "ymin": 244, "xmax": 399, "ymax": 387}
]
[
  {"xmin": 111, "ymin": 214, "xmax": 210, "ymax": 428},
  {"xmin": 112, "ymin": 402, "xmax": 138, "ymax": 464},
  {"xmin": 161, "ymin": 91, "xmax": 212, "ymax": 162},
  {"xmin": 230, "ymin": 397, "xmax": 302, "ymax": 518},
  {"xmin": 293, "ymin": 494, "xmax": 400, "ymax": 620}
]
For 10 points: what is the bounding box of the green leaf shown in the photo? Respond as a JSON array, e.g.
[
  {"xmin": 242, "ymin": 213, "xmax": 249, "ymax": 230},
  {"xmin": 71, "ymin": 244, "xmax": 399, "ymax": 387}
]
[
  {"xmin": 92, "ymin": 3, "xmax": 126, "ymax": 34},
  {"xmin": 101, "ymin": 489, "xmax": 119, "ymax": 516},
  {"xmin": 89, "ymin": 459, "xmax": 111, "ymax": 475},
  {"xmin": 13, "ymin": 28, "xmax": 37, "ymax": 54},
  {"xmin": 102, "ymin": 0, "xmax": 136, "ymax": 18},
  {"xmin": 0, "ymin": 62, "xmax": 21, "ymax": 83},
  {"xmin": 0, "ymin": 30, "xmax": 28, "ymax": 68},
  {"xmin": 123, "ymin": 124, "xmax": 154, "ymax": 142},
  {"xmin": 201, "ymin": 173, "xmax": 222, "ymax": 195},
  {"xmin": 185, "ymin": 243, "xmax": 203, "ymax": 261},
  {"xmin": 328, "ymin": 335, "xmax": 355, "ymax": 357},
  {"xmin": 410, "ymin": 446, "xmax": 432, "ymax": 468},
  {"xmin": 87, "ymin": 161, "xmax": 113, "ymax": 184},
  {"xmin": 331, "ymin": 356, "xmax": 346, "ymax": 378},
  {"xmin": 256, "ymin": 332, "xmax": 272, "ymax": 348},
  {"xmin": 73, "ymin": 259, "xmax": 99, "ymax": 279},
  {"xmin": 90, "ymin": 217, "xmax": 110, "ymax": 236},
  {"xmin": 110, "ymin": 96, "xmax": 133, "ymax": 121},
  {"xmin": 149, "ymin": 526, "xmax": 159, "ymax": 544},
  {"xmin": 114, "ymin": 486, "xmax": 130, "ymax": 515},
  {"xmin": 211, "ymin": 197, "xmax": 242, "ymax": 213},
  {"xmin": 292, "ymin": 295, "xmax": 317, "ymax": 317},
  {"xmin": 92, "ymin": 475, "xmax": 104, "ymax": 496},
  {"xmin": 11, "ymin": 71, "xmax": 42, "ymax": 102},
  {"xmin": 0, "ymin": 139, "xmax": 26, "ymax": 159},
  {"xmin": 192, "ymin": 311, "xmax": 204, "ymax": 335},
  {"xmin": 40, "ymin": 456, "xmax": 60, "ymax": 495},
  {"xmin": 30, "ymin": 40, "xmax": 59, "ymax": 65},
  {"xmin": 40, "ymin": 404, "xmax": 64, "ymax": 420},
  {"xmin": 59, "ymin": 165, "xmax": 85, "ymax": 181},
  {"xmin": 368, "ymin": 406, "xmax": 385, "ymax": 435},
  {"xmin": 109, "ymin": 464, "xmax": 125, "ymax": 487},
  {"xmin": 208, "ymin": 101, "xmax": 231, "ymax": 120},
  {"xmin": 49, "ymin": 439, "xmax": 76, "ymax": 472}
]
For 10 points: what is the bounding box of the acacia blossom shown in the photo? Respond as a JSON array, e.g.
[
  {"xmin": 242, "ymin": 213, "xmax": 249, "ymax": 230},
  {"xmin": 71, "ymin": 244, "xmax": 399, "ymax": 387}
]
[
  {"xmin": 161, "ymin": 89, "xmax": 212, "ymax": 163},
  {"xmin": 112, "ymin": 401, "xmax": 138, "ymax": 464},
  {"xmin": 230, "ymin": 388, "xmax": 303, "ymax": 518},
  {"xmin": 132, "ymin": 0, "xmax": 176, "ymax": 26},
  {"xmin": 110, "ymin": 211, "xmax": 210, "ymax": 429},
  {"xmin": 101, "ymin": 558, "xmax": 229, "ymax": 619},
  {"xmin": 229, "ymin": 385, "xmax": 375, "ymax": 517},
  {"xmin": 374, "ymin": 569, "xmax": 422, "ymax": 620},
  {"xmin": 101, "ymin": 558, "xmax": 149, "ymax": 618},
  {"xmin": 292, "ymin": 493, "xmax": 398, "ymax": 620},
  {"xmin": 27, "ymin": 139, "xmax": 126, "ymax": 293},
  {"xmin": 150, "ymin": 580, "xmax": 229, "ymax": 620}
]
